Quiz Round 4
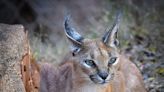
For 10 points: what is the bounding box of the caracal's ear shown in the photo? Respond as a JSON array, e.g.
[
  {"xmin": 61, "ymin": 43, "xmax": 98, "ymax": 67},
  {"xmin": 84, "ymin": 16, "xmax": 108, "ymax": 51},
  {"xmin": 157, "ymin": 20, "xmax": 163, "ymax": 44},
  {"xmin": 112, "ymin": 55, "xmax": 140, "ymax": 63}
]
[
  {"xmin": 64, "ymin": 15, "xmax": 84, "ymax": 55},
  {"xmin": 102, "ymin": 12, "xmax": 121, "ymax": 48}
]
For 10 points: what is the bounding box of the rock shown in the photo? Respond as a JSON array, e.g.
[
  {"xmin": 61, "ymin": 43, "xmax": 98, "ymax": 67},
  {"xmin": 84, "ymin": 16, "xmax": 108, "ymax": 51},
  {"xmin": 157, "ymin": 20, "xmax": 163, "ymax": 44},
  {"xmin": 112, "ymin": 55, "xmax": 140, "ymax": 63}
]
[{"xmin": 0, "ymin": 24, "xmax": 26, "ymax": 92}]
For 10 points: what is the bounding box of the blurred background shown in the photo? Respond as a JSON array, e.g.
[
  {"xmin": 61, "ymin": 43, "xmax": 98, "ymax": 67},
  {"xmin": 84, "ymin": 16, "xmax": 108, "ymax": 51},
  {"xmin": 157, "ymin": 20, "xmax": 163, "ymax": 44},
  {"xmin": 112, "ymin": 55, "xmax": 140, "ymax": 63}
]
[{"xmin": 0, "ymin": 0, "xmax": 163, "ymax": 91}]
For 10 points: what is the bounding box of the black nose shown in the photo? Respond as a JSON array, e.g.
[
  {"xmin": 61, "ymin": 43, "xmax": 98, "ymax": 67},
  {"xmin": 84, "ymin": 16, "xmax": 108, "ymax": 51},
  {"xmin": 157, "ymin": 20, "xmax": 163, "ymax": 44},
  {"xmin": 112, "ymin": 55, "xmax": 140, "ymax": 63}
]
[{"xmin": 98, "ymin": 71, "xmax": 108, "ymax": 80}]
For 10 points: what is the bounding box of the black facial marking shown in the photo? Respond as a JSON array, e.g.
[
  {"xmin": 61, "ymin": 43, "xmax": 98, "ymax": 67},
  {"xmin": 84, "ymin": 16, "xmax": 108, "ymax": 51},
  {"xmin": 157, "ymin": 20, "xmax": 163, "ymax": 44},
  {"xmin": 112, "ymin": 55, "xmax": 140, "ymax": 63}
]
[
  {"xmin": 96, "ymin": 42, "xmax": 103, "ymax": 56},
  {"xmin": 108, "ymin": 53, "xmax": 112, "ymax": 57},
  {"xmin": 90, "ymin": 53, "xmax": 94, "ymax": 59}
]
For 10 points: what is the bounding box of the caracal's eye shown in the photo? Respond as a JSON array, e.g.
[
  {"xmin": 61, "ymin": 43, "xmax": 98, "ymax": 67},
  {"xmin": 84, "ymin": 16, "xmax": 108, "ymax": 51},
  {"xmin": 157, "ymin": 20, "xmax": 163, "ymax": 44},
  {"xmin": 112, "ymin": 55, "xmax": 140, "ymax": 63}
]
[
  {"xmin": 84, "ymin": 59, "xmax": 96, "ymax": 67},
  {"xmin": 108, "ymin": 57, "xmax": 117, "ymax": 66}
]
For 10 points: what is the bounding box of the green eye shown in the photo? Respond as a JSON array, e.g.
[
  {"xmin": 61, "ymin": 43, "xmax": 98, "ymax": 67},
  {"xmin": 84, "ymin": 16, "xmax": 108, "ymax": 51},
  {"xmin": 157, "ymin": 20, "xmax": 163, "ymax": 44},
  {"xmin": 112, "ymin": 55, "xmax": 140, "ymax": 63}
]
[
  {"xmin": 108, "ymin": 57, "xmax": 117, "ymax": 66},
  {"xmin": 84, "ymin": 59, "xmax": 96, "ymax": 67}
]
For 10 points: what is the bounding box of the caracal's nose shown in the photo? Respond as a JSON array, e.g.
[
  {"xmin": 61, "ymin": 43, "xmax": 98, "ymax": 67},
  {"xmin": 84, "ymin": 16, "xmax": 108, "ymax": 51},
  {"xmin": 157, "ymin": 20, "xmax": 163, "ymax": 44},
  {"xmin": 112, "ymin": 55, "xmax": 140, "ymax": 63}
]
[{"xmin": 98, "ymin": 71, "xmax": 108, "ymax": 80}]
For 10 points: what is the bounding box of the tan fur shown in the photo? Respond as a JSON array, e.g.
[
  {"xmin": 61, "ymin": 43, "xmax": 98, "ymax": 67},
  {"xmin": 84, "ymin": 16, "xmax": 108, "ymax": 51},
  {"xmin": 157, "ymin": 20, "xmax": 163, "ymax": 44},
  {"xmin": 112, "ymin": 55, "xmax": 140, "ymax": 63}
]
[
  {"xmin": 39, "ymin": 63, "xmax": 73, "ymax": 92},
  {"xmin": 60, "ymin": 39, "xmax": 147, "ymax": 92}
]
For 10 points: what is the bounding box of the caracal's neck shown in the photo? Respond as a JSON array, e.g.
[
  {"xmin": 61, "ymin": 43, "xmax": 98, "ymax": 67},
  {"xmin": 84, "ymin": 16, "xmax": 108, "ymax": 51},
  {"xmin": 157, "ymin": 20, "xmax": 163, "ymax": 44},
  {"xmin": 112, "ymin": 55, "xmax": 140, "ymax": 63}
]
[{"xmin": 72, "ymin": 83, "xmax": 112, "ymax": 92}]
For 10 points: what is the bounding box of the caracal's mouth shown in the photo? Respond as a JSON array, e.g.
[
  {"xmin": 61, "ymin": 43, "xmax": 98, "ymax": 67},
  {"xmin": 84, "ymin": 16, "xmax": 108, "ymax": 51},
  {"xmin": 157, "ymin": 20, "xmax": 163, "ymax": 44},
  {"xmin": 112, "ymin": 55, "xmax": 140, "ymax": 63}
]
[{"xmin": 89, "ymin": 74, "xmax": 114, "ymax": 84}]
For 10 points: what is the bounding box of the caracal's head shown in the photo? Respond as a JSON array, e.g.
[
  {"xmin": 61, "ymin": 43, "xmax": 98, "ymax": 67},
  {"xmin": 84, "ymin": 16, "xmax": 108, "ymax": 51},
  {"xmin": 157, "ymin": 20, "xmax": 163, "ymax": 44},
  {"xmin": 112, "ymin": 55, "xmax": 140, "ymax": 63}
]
[{"xmin": 64, "ymin": 14, "xmax": 121, "ymax": 84}]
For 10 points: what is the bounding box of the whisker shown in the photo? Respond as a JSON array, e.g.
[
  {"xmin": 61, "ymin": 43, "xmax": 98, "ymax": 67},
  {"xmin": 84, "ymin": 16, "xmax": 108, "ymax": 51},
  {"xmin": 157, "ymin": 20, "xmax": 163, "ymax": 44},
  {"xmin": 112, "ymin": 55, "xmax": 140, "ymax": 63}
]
[
  {"xmin": 87, "ymin": 81, "xmax": 95, "ymax": 85},
  {"xmin": 70, "ymin": 76, "xmax": 90, "ymax": 82},
  {"xmin": 72, "ymin": 76, "xmax": 89, "ymax": 79}
]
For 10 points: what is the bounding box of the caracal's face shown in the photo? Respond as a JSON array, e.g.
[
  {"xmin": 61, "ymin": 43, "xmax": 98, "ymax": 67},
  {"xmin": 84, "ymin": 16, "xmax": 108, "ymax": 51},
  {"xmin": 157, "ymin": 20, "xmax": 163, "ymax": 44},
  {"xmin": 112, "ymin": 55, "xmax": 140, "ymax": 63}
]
[
  {"xmin": 75, "ymin": 39, "xmax": 120, "ymax": 84},
  {"xmin": 64, "ymin": 14, "xmax": 121, "ymax": 84}
]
